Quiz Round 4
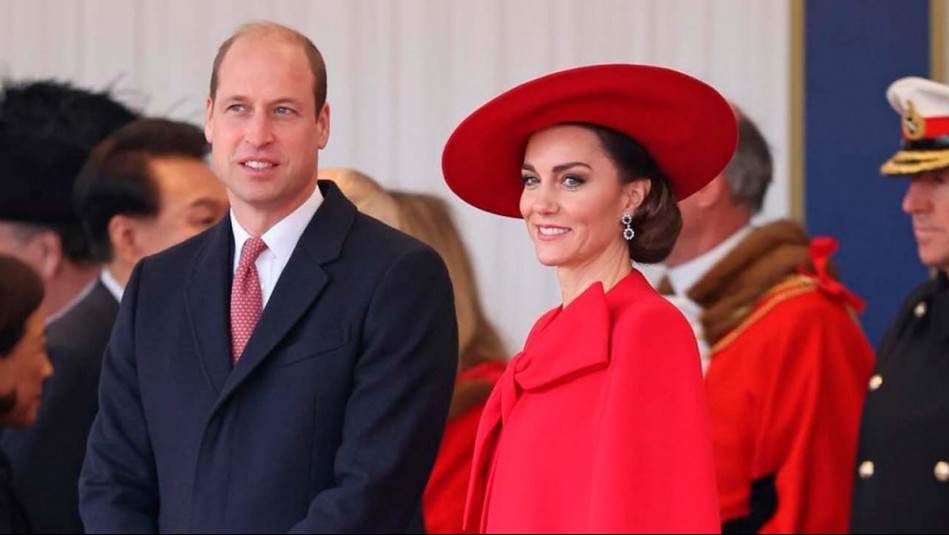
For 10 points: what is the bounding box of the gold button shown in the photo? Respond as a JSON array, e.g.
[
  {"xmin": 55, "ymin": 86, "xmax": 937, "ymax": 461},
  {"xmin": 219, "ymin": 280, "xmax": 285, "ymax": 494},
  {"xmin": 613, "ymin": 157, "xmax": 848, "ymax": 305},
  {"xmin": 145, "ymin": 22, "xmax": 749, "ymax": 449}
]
[
  {"xmin": 935, "ymin": 462, "xmax": 949, "ymax": 483},
  {"xmin": 915, "ymin": 301, "xmax": 928, "ymax": 318},
  {"xmin": 858, "ymin": 460, "xmax": 875, "ymax": 480},
  {"xmin": 869, "ymin": 374, "xmax": 883, "ymax": 391}
]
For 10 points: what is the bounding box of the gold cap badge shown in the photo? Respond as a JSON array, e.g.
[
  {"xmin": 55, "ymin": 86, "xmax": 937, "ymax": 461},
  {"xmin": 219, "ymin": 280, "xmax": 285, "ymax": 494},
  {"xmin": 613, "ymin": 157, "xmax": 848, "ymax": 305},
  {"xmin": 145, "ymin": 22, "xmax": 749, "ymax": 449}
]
[{"xmin": 903, "ymin": 100, "xmax": 927, "ymax": 140}]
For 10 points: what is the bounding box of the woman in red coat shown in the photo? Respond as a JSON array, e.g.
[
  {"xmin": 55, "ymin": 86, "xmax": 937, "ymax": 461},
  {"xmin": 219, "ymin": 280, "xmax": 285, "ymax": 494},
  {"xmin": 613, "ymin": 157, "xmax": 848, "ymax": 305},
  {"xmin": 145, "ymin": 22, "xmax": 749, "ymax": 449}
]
[{"xmin": 441, "ymin": 64, "xmax": 737, "ymax": 534}]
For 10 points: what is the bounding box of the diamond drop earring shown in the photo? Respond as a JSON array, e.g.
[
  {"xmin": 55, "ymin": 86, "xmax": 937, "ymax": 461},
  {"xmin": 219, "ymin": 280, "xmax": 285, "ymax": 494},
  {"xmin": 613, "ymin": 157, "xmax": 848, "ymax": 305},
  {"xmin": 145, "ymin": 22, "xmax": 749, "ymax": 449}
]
[{"xmin": 622, "ymin": 213, "xmax": 635, "ymax": 241}]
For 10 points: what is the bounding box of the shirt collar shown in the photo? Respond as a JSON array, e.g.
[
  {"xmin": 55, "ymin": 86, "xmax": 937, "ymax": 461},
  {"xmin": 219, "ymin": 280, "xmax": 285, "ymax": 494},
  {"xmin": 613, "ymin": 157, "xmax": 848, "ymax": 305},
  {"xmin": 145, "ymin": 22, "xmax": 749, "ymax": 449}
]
[
  {"xmin": 100, "ymin": 269, "xmax": 124, "ymax": 302},
  {"xmin": 666, "ymin": 225, "xmax": 754, "ymax": 296},
  {"xmin": 230, "ymin": 184, "xmax": 324, "ymax": 268}
]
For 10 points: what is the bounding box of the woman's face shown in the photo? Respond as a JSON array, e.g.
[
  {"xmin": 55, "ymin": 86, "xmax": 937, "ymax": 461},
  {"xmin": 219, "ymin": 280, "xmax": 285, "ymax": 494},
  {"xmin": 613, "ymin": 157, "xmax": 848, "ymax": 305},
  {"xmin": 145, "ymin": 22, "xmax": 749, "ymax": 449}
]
[
  {"xmin": 519, "ymin": 125, "xmax": 639, "ymax": 269},
  {"xmin": 0, "ymin": 309, "xmax": 52, "ymax": 427}
]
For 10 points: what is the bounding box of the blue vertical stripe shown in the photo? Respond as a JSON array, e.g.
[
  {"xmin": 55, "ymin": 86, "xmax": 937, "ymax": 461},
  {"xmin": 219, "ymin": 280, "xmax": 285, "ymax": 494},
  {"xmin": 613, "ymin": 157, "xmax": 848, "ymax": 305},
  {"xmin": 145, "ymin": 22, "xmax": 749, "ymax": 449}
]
[{"xmin": 805, "ymin": 0, "xmax": 931, "ymax": 345}]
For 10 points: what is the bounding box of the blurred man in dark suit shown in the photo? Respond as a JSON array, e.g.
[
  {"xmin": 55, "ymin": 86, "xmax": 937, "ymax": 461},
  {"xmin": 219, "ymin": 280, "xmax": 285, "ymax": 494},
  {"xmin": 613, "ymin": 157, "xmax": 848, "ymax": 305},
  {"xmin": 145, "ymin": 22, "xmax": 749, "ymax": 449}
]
[
  {"xmin": 0, "ymin": 80, "xmax": 138, "ymax": 533},
  {"xmin": 1, "ymin": 117, "xmax": 227, "ymax": 534}
]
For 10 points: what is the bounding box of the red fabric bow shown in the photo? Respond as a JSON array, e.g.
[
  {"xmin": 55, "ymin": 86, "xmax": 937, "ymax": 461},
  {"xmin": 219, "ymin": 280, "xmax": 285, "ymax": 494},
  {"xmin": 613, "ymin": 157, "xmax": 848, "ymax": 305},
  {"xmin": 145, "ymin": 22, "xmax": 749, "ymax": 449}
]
[{"xmin": 800, "ymin": 237, "xmax": 867, "ymax": 314}]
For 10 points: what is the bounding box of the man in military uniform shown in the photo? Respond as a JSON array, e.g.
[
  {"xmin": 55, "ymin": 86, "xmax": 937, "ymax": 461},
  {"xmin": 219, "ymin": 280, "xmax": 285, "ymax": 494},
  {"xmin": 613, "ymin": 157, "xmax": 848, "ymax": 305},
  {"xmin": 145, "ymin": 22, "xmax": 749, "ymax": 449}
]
[{"xmin": 852, "ymin": 77, "xmax": 949, "ymax": 534}]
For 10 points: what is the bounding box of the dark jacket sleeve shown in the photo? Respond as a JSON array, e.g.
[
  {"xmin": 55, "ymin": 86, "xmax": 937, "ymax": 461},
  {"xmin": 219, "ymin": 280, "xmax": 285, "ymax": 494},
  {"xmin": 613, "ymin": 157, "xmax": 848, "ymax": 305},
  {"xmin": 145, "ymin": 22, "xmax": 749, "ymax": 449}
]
[
  {"xmin": 79, "ymin": 262, "xmax": 159, "ymax": 534},
  {"xmin": 289, "ymin": 247, "xmax": 458, "ymax": 534}
]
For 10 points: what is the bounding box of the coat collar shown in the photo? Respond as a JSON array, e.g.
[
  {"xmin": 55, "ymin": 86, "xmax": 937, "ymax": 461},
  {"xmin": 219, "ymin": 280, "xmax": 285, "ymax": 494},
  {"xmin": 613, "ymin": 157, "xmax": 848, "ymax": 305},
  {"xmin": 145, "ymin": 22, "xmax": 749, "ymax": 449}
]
[
  {"xmin": 464, "ymin": 270, "xmax": 650, "ymax": 531},
  {"xmin": 511, "ymin": 278, "xmax": 613, "ymax": 392},
  {"xmin": 186, "ymin": 181, "xmax": 357, "ymax": 406}
]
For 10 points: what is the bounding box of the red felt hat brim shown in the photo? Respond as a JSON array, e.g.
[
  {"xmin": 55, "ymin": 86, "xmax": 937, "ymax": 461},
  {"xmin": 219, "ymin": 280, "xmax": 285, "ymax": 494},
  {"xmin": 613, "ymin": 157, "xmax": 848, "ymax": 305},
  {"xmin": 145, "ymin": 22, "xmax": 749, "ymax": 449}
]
[{"xmin": 442, "ymin": 64, "xmax": 738, "ymax": 218}]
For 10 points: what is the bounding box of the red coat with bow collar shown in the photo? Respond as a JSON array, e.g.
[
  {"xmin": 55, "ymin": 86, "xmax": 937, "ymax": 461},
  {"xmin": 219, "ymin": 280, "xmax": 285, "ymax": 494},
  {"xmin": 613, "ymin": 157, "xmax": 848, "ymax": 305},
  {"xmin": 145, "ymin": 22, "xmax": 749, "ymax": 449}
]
[{"xmin": 464, "ymin": 271, "xmax": 720, "ymax": 534}]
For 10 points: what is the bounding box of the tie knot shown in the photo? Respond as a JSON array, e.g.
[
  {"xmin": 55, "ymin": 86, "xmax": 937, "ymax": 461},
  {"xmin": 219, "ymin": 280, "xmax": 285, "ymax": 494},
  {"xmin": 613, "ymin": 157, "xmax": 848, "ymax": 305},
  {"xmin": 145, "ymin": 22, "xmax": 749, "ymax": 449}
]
[{"xmin": 239, "ymin": 237, "xmax": 268, "ymax": 268}]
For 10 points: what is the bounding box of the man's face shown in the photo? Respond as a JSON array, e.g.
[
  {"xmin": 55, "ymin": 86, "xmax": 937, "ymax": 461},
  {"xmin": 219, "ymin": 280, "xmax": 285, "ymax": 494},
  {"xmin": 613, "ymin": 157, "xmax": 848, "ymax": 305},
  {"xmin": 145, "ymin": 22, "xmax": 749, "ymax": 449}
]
[
  {"xmin": 904, "ymin": 168, "xmax": 949, "ymax": 273},
  {"xmin": 128, "ymin": 156, "xmax": 229, "ymax": 259},
  {"xmin": 205, "ymin": 34, "xmax": 329, "ymax": 222},
  {"xmin": 674, "ymin": 190, "xmax": 705, "ymax": 247}
]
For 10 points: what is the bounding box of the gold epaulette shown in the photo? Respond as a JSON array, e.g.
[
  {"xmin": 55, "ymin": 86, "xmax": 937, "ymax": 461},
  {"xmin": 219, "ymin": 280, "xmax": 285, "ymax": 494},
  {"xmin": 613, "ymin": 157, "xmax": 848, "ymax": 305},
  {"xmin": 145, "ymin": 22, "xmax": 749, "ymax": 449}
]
[{"xmin": 711, "ymin": 275, "xmax": 819, "ymax": 353}]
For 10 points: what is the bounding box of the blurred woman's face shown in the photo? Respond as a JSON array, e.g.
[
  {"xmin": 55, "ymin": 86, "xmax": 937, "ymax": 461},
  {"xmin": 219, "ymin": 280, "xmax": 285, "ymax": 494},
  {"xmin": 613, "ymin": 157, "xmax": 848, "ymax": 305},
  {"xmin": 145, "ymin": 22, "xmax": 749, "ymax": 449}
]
[
  {"xmin": 0, "ymin": 309, "xmax": 52, "ymax": 427},
  {"xmin": 519, "ymin": 125, "xmax": 637, "ymax": 269}
]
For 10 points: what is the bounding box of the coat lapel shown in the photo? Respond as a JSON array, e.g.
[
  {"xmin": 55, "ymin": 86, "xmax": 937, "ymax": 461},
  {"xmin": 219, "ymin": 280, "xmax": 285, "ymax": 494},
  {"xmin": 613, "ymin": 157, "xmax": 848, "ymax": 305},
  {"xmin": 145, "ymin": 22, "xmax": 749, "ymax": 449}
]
[
  {"xmin": 213, "ymin": 181, "xmax": 357, "ymax": 411},
  {"xmin": 186, "ymin": 218, "xmax": 235, "ymax": 394}
]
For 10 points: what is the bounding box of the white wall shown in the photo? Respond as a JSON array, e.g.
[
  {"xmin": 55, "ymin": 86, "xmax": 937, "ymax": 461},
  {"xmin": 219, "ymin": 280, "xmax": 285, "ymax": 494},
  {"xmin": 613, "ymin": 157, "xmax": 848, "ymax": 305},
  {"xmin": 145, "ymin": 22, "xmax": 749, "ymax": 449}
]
[{"xmin": 0, "ymin": 0, "xmax": 790, "ymax": 353}]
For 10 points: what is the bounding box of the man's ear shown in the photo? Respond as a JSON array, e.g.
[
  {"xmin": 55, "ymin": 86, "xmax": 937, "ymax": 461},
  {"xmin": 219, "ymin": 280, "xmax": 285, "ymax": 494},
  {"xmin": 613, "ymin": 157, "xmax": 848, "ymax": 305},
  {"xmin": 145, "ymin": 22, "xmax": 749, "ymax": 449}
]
[
  {"xmin": 205, "ymin": 95, "xmax": 215, "ymax": 144},
  {"xmin": 107, "ymin": 215, "xmax": 139, "ymax": 265},
  {"xmin": 33, "ymin": 230, "xmax": 65, "ymax": 280},
  {"xmin": 316, "ymin": 102, "xmax": 331, "ymax": 150}
]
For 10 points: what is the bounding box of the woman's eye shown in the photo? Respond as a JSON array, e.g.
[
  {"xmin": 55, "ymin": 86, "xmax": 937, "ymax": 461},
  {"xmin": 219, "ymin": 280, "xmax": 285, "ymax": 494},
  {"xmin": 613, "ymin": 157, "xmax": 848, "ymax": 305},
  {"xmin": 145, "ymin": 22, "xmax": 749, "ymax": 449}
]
[
  {"xmin": 521, "ymin": 175, "xmax": 539, "ymax": 186},
  {"xmin": 563, "ymin": 175, "xmax": 585, "ymax": 188}
]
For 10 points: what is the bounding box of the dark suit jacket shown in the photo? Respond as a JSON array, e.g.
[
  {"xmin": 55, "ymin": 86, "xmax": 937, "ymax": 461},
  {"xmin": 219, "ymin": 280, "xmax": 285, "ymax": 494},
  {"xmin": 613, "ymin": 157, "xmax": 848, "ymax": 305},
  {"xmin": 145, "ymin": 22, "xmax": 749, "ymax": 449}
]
[
  {"xmin": 1, "ymin": 281, "xmax": 119, "ymax": 534},
  {"xmin": 0, "ymin": 449, "xmax": 30, "ymax": 534},
  {"xmin": 80, "ymin": 181, "xmax": 458, "ymax": 533}
]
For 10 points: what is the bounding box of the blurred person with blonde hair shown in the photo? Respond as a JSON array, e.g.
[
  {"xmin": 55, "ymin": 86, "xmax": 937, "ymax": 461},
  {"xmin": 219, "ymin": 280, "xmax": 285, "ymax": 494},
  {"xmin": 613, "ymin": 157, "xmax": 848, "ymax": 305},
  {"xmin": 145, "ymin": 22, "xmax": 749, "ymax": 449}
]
[{"xmin": 318, "ymin": 167, "xmax": 401, "ymax": 228}]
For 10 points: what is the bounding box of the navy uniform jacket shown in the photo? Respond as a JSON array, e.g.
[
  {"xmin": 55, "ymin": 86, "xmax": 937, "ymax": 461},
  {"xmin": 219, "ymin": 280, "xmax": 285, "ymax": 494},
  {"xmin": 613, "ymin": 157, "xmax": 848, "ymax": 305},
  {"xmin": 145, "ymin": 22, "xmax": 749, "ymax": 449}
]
[
  {"xmin": 1, "ymin": 281, "xmax": 119, "ymax": 533},
  {"xmin": 852, "ymin": 272, "xmax": 949, "ymax": 533},
  {"xmin": 80, "ymin": 181, "xmax": 458, "ymax": 533}
]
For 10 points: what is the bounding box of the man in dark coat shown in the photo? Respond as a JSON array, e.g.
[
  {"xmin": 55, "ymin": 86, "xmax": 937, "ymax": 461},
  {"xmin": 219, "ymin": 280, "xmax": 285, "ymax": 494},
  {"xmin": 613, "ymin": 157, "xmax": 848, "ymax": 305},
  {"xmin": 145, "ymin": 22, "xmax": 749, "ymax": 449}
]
[
  {"xmin": 852, "ymin": 76, "xmax": 949, "ymax": 534},
  {"xmin": 80, "ymin": 22, "xmax": 458, "ymax": 533}
]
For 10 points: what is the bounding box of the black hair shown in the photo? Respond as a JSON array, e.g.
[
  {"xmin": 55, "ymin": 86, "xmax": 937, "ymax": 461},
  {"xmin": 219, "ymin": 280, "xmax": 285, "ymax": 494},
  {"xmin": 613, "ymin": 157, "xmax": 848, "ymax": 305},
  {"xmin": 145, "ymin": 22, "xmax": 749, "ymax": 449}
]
[
  {"xmin": 74, "ymin": 118, "xmax": 210, "ymax": 263},
  {"xmin": 0, "ymin": 79, "xmax": 141, "ymax": 263}
]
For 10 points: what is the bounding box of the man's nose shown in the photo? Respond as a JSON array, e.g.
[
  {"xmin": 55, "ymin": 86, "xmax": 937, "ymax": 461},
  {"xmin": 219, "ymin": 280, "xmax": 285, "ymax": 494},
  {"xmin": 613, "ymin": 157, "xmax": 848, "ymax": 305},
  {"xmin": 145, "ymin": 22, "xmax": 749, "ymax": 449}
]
[
  {"xmin": 903, "ymin": 179, "xmax": 932, "ymax": 215},
  {"xmin": 244, "ymin": 112, "xmax": 275, "ymax": 147}
]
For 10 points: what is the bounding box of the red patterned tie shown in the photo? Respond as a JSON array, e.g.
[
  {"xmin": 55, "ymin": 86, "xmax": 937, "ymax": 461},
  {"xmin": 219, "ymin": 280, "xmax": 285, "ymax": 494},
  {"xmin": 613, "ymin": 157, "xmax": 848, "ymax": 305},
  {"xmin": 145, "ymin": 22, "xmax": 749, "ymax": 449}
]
[{"xmin": 231, "ymin": 237, "xmax": 268, "ymax": 363}]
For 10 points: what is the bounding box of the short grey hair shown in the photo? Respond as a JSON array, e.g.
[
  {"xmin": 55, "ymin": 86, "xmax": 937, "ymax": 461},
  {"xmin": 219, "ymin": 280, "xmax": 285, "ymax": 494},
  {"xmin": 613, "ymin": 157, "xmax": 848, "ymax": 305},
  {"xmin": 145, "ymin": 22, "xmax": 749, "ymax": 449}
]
[{"xmin": 723, "ymin": 107, "xmax": 772, "ymax": 213}]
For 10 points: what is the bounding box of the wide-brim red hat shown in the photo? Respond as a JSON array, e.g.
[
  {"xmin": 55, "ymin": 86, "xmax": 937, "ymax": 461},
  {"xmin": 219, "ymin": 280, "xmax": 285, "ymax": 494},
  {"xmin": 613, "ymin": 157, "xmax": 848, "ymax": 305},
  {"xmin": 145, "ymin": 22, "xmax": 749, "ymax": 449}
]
[{"xmin": 442, "ymin": 64, "xmax": 738, "ymax": 218}]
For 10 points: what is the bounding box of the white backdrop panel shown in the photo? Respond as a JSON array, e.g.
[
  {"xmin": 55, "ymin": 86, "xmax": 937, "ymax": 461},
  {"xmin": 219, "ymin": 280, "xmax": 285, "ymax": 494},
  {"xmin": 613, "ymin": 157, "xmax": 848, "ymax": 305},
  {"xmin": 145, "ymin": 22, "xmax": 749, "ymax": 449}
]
[{"xmin": 0, "ymin": 0, "xmax": 790, "ymax": 353}]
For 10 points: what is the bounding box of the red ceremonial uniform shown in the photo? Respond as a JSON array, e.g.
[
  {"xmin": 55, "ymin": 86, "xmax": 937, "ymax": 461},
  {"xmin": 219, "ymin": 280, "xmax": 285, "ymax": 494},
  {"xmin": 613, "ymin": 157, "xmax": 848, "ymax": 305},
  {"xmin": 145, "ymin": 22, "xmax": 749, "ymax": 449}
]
[
  {"xmin": 464, "ymin": 271, "xmax": 720, "ymax": 534},
  {"xmin": 698, "ymin": 234, "xmax": 875, "ymax": 533}
]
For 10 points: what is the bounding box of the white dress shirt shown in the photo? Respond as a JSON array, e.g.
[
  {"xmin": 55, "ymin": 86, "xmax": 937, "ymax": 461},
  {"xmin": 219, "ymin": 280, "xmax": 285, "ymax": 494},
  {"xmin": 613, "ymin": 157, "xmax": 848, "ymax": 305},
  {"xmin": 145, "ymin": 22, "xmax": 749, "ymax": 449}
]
[
  {"xmin": 230, "ymin": 185, "xmax": 324, "ymax": 309},
  {"xmin": 663, "ymin": 226, "xmax": 753, "ymax": 373}
]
